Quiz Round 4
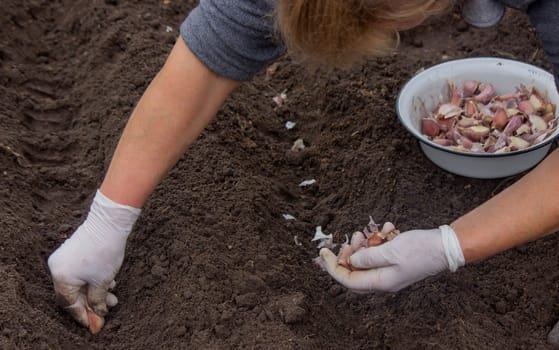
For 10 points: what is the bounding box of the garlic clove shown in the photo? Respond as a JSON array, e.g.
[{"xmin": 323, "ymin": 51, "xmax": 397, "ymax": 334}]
[
  {"xmin": 437, "ymin": 103, "xmax": 463, "ymax": 118},
  {"xmin": 457, "ymin": 117, "xmax": 477, "ymax": 127},
  {"xmin": 462, "ymin": 80, "xmax": 480, "ymax": 97},
  {"xmin": 367, "ymin": 233, "xmax": 384, "ymax": 247},
  {"xmin": 529, "ymin": 114, "xmax": 548, "ymax": 132},
  {"xmin": 529, "ymin": 92, "xmax": 545, "ymax": 112},
  {"xmin": 543, "ymin": 112, "xmax": 556, "ymax": 123},
  {"xmin": 473, "ymin": 83, "xmax": 495, "ymax": 104},
  {"xmin": 381, "ymin": 222, "xmax": 396, "ymax": 234},
  {"xmin": 508, "ymin": 136, "xmax": 531, "ymax": 150},
  {"xmin": 503, "ymin": 115, "xmax": 523, "ymax": 136},
  {"xmin": 464, "ymin": 100, "xmax": 479, "ymax": 117},
  {"xmin": 437, "ymin": 116, "xmax": 456, "ymax": 132},
  {"xmin": 544, "ymin": 103, "xmax": 556, "ymax": 115},
  {"xmin": 450, "ymin": 87, "xmax": 463, "ymax": 106},
  {"xmin": 518, "ymin": 100, "xmax": 535, "ymax": 115},
  {"xmin": 87, "ymin": 309, "xmax": 104, "ymax": 334},
  {"xmin": 460, "ymin": 125, "xmax": 490, "ymax": 142},
  {"xmin": 505, "ymin": 108, "xmax": 520, "ymax": 117},
  {"xmin": 350, "ymin": 231, "xmax": 367, "ymax": 252},
  {"xmin": 421, "ymin": 118, "xmax": 440, "ymax": 137},
  {"xmin": 515, "ymin": 124, "xmax": 531, "ymax": 136},
  {"xmin": 432, "ymin": 138, "xmax": 452, "ymax": 146},
  {"xmin": 492, "ymin": 108, "xmax": 508, "ymax": 130}
]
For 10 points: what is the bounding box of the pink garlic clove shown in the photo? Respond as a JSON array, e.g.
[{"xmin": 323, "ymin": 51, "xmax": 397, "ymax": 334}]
[
  {"xmin": 478, "ymin": 104, "xmax": 492, "ymax": 117},
  {"xmin": 506, "ymin": 108, "xmax": 520, "ymax": 117},
  {"xmin": 494, "ymin": 93, "xmax": 518, "ymax": 101},
  {"xmin": 504, "ymin": 98, "xmax": 518, "ymax": 109},
  {"xmin": 437, "ymin": 103, "xmax": 463, "ymax": 118},
  {"xmin": 462, "ymin": 80, "xmax": 480, "ymax": 97},
  {"xmin": 515, "ymin": 124, "xmax": 531, "ymax": 136},
  {"xmin": 350, "ymin": 231, "xmax": 367, "ymax": 252},
  {"xmin": 381, "ymin": 222, "xmax": 396, "ymax": 234},
  {"xmin": 481, "ymin": 115, "xmax": 494, "ymax": 127},
  {"xmin": 529, "ymin": 114, "xmax": 548, "ymax": 132},
  {"xmin": 87, "ymin": 309, "xmax": 105, "ymax": 334},
  {"xmin": 544, "ymin": 103, "xmax": 556, "ymax": 115},
  {"xmin": 421, "ymin": 118, "xmax": 440, "ymax": 137},
  {"xmin": 484, "ymin": 135, "xmax": 497, "ymax": 151},
  {"xmin": 494, "ymin": 146, "xmax": 511, "ymax": 154},
  {"xmin": 457, "ymin": 117, "xmax": 477, "ymax": 127},
  {"xmin": 450, "ymin": 87, "xmax": 463, "ymax": 106},
  {"xmin": 542, "ymin": 112, "xmax": 556, "ymax": 123},
  {"xmin": 507, "ymin": 136, "xmax": 531, "ymax": 151},
  {"xmin": 529, "ymin": 91, "xmax": 545, "ymax": 112},
  {"xmin": 367, "ymin": 233, "xmax": 384, "ymax": 247},
  {"xmin": 464, "ymin": 100, "xmax": 478, "ymax": 117},
  {"xmin": 437, "ymin": 116, "xmax": 456, "ymax": 132},
  {"xmin": 473, "ymin": 83, "xmax": 495, "ymax": 104},
  {"xmin": 493, "ymin": 108, "xmax": 508, "ymax": 130},
  {"xmin": 503, "ymin": 115, "xmax": 523, "ymax": 136},
  {"xmin": 518, "ymin": 100, "xmax": 535, "ymax": 115},
  {"xmin": 470, "ymin": 142, "xmax": 486, "ymax": 153},
  {"xmin": 460, "ymin": 125, "xmax": 490, "ymax": 142},
  {"xmin": 460, "ymin": 136, "xmax": 473, "ymax": 149}
]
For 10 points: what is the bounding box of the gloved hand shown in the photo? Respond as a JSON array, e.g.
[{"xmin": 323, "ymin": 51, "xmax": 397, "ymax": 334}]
[
  {"xmin": 47, "ymin": 190, "xmax": 141, "ymax": 333},
  {"xmin": 318, "ymin": 225, "xmax": 465, "ymax": 293}
]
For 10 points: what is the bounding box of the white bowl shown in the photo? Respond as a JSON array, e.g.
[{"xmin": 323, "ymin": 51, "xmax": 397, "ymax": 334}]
[{"xmin": 396, "ymin": 57, "xmax": 559, "ymax": 179}]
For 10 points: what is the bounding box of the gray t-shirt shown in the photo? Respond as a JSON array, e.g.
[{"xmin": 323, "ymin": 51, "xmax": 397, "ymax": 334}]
[
  {"xmin": 180, "ymin": 0, "xmax": 284, "ymax": 81},
  {"xmin": 180, "ymin": 0, "xmax": 558, "ymax": 88}
]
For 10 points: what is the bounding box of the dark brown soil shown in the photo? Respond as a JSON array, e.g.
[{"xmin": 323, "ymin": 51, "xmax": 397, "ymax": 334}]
[{"xmin": 2, "ymin": 1, "xmax": 559, "ymax": 349}]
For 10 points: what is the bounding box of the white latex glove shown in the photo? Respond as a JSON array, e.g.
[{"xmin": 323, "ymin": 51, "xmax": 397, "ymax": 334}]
[
  {"xmin": 47, "ymin": 190, "xmax": 140, "ymax": 333},
  {"xmin": 318, "ymin": 225, "xmax": 465, "ymax": 293}
]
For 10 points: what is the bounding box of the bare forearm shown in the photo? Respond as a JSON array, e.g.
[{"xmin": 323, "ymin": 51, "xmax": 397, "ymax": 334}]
[
  {"xmin": 451, "ymin": 149, "xmax": 559, "ymax": 263},
  {"xmin": 100, "ymin": 38, "xmax": 239, "ymax": 207}
]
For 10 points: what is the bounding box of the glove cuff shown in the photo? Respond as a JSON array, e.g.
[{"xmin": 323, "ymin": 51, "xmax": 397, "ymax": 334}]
[
  {"xmin": 87, "ymin": 190, "xmax": 142, "ymax": 239},
  {"xmin": 439, "ymin": 225, "xmax": 465, "ymax": 272},
  {"xmin": 94, "ymin": 190, "xmax": 142, "ymax": 214}
]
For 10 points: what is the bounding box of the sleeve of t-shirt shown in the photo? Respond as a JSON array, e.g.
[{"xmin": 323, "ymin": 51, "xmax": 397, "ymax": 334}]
[
  {"xmin": 180, "ymin": 0, "xmax": 285, "ymax": 81},
  {"xmin": 527, "ymin": 0, "xmax": 559, "ymax": 91}
]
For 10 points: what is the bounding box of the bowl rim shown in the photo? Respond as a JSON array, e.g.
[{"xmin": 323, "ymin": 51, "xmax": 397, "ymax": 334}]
[{"xmin": 396, "ymin": 56, "xmax": 559, "ymax": 158}]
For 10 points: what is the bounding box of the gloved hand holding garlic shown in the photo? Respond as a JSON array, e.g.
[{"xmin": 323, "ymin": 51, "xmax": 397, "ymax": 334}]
[{"xmin": 315, "ymin": 218, "xmax": 464, "ymax": 293}]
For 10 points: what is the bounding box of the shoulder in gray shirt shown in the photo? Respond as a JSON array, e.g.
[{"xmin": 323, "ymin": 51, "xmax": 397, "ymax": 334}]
[{"xmin": 180, "ymin": 0, "xmax": 284, "ymax": 81}]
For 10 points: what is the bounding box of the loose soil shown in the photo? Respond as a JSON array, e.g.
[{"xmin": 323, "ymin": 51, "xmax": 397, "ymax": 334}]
[{"xmin": 2, "ymin": 1, "xmax": 559, "ymax": 349}]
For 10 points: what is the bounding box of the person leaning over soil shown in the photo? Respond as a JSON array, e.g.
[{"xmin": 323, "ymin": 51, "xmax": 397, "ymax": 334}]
[{"xmin": 47, "ymin": 0, "xmax": 559, "ymax": 341}]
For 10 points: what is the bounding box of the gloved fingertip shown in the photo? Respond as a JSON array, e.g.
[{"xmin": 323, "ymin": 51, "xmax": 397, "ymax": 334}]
[
  {"xmin": 64, "ymin": 300, "xmax": 90, "ymax": 328},
  {"xmin": 106, "ymin": 292, "xmax": 118, "ymax": 308},
  {"xmin": 108, "ymin": 280, "xmax": 117, "ymax": 290},
  {"xmin": 350, "ymin": 231, "xmax": 367, "ymax": 251},
  {"xmin": 87, "ymin": 287, "xmax": 109, "ymax": 316},
  {"xmin": 319, "ymin": 248, "xmax": 336, "ymax": 264}
]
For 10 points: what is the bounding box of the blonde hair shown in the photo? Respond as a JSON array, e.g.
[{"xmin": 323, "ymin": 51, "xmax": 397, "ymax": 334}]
[{"xmin": 275, "ymin": 0, "xmax": 451, "ymax": 69}]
